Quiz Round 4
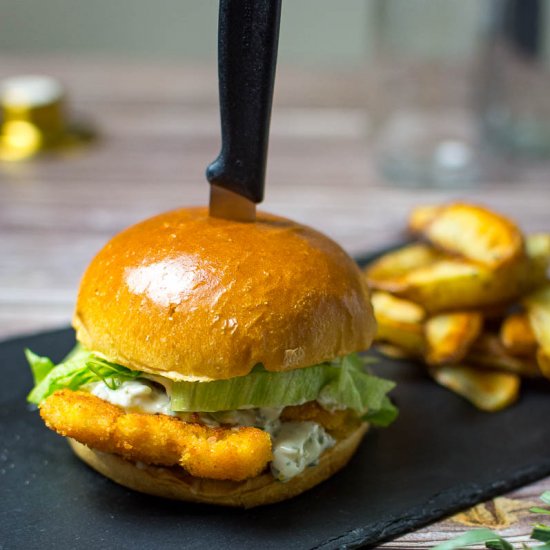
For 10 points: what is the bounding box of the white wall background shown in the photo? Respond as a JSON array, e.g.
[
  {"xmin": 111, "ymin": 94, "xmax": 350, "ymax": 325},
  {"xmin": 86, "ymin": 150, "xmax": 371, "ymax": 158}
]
[{"xmin": 0, "ymin": 1, "xmax": 482, "ymax": 66}]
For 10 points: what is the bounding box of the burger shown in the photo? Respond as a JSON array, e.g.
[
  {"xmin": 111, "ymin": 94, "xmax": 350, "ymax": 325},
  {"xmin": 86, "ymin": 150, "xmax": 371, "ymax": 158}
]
[{"xmin": 26, "ymin": 207, "xmax": 397, "ymax": 507}]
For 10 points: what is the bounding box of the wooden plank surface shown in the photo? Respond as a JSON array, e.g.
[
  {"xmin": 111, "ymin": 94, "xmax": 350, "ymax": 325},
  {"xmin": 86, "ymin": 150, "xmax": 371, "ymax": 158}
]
[{"xmin": 1, "ymin": 55, "xmax": 549, "ymax": 548}]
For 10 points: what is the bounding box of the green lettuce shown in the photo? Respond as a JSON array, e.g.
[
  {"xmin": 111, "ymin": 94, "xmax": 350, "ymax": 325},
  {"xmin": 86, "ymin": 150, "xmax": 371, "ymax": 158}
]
[
  {"xmin": 26, "ymin": 345, "xmax": 140, "ymax": 405},
  {"xmin": 171, "ymin": 353, "xmax": 396, "ymax": 419},
  {"xmin": 25, "ymin": 347, "xmax": 397, "ymax": 426},
  {"xmin": 317, "ymin": 354, "xmax": 394, "ymax": 417},
  {"xmin": 170, "ymin": 363, "xmax": 329, "ymax": 413},
  {"xmin": 363, "ymin": 396, "xmax": 399, "ymax": 427}
]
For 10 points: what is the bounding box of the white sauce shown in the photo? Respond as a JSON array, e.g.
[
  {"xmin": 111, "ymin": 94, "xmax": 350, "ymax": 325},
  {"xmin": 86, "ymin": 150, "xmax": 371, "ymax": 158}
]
[
  {"xmin": 270, "ymin": 422, "xmax": 335, "ymax": 482},
  {"xmin": 90, "ymin": 380, "xmax": 173, "ymax": 415},
  {"xmin": 87, "ymin": 379, "xmax": 336, "ymax": 482},
  {"xmin": 208, "ymin": 407, "xmax": 283, "ymax": 435}
]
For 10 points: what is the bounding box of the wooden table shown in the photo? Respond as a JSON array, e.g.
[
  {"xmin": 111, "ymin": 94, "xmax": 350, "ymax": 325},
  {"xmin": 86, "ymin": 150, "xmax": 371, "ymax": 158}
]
[{"xmin": 1, "ymin": 55, "xmax": 548, "ymax": 547}]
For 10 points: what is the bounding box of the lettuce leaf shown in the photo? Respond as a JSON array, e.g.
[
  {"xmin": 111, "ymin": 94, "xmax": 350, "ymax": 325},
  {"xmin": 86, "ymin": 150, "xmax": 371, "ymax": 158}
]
[
  {"xmin": 25, "ymin": 349, "xmax": 55, "ymax": 386},
  {"xmin": 170, "ymin": 363, "xmax": 329, "ymax": 412},
  {"xmin": 26, "ymin": 346, "xmax": 140, "ymax": 405},
  {"xmin": 317, "ymin": 354, "xmax": 395, "ymax": 416},
  {"xmin": 25, "ymin": 348, "xmax": 397, "ymax": 427},
  {"xmin": 363, "ymin": 396, "xmax": 399, "ymax": 427},
  {"xmin": 171, "ymin": 353, "xmax": 396, "ymax": 418}
]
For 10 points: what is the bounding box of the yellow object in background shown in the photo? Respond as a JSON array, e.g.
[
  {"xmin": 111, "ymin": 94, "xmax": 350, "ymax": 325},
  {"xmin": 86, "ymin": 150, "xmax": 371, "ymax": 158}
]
[{"xmin": 0, "ymin": 75, "xmax": 93, "ymax": 161}]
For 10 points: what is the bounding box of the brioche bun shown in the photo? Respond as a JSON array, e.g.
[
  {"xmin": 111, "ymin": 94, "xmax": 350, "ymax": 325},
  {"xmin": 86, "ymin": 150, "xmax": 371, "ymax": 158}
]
[
  {"xmin": 73, "ymin": 207, "xmax": 375, "ymax": 381},
  {"xmin": 67, "ymin": 207, "xmax": 376, "ymax": 505},
  {"xmin": 68, "ymin": 421, "xmax": 368, "ymax": 508}
]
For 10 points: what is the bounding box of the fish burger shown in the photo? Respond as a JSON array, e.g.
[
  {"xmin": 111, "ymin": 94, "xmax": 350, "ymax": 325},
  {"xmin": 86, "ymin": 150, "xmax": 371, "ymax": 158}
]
[{"xmin": 26, "ymin": 207, "xmax": 397, "ymax": 507}]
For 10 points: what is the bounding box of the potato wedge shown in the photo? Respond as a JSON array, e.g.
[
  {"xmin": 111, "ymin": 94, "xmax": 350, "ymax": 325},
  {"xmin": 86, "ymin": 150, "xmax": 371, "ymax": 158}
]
[
  {"xmin": 424, "ymin": 312, "xmax": 483, "ymax": 366},
  {"xmin": 393, "ymin": 235, "xmax": 549, "ymax": 313},
  {"xmin": 365, "ymin": 234, "xmax": 548, "ymax": 313},
  {"xmin": 371, "ymin": 291, "xmax": 425, "ymax": 356},
  {"xmin": 526, "ymin": 233, "xmax": 550, "ymax": 262},
  {"xmin": 523, "ymin": 283, "xmax": 550, "ymax": 349},
  {"xmin": 409, "ymin": 203, "xmax": 524, "ymax": 269},
  {"xmin": 408, "ymin": 205, "xmax": 442, "ymax": 234},
  {"xmin": 375, "ymin": 343, "xmax": 416, "ymax": 360},
  {"xmin": 499, "ymin": 312, "xmax": 537, "ymax": 357},
  {"xmin": 468, "ymin": 333, "xmax": 541, "ymax": 378},
  {"xmin": 430, "ymin": 365, "xmax": 520, "ymax": 412},
  {"xmin": 523, "ymin": 283, "xmax": 550, "ymax": 378},
  {"xmin": 395, "ymin": 259, "xmax": 511, "ymax": 313},
  {"xmin": 371, "ymin": 291, "xmax": 425, "ymax": 324},
  {"xmin": 364, "ymin": 243, "xmax": 442, "ymax": 293},
  {"xmin": 375, "ymin": 322, "xmax": 425, "ymax": 357}
]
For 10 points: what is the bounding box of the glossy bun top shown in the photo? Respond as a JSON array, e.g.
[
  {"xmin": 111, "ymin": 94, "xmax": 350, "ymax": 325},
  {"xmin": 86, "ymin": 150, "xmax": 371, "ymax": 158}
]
[{"xmin": 73, "ymin": 207, "xmax": 375, "ymax": 380}]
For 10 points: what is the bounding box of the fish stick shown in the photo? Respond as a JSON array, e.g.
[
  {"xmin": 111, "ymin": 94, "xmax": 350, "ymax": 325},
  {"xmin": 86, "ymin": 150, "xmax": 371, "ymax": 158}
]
[{"xmin": 39, "ymin": 389, "xmax": 272, "ymax": 482}]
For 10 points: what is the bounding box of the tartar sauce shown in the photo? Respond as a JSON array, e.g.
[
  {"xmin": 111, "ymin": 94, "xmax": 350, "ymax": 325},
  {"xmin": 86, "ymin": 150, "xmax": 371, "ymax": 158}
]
[
  {"xmin": 89, "ymin": 379, "xmax": 174, "ymax": 416},
  {"xmin": 270, "ymin": 421, "xmax": 335, "ymax": 481},
  {"xmin": 87, "ymin": 378, "xmax": 336, "ymax": 481}
]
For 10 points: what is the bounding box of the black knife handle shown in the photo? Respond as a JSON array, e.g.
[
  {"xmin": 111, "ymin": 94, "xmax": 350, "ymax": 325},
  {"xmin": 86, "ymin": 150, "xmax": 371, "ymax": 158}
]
[{"xmin": 206, "ymin": 0, "xmax": 282, "ymax": 204}]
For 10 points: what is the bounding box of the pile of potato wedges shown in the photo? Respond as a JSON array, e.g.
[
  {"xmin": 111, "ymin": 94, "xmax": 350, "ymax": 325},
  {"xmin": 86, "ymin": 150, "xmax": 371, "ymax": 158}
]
[{"xmin": 364, "ymin": 202, "xmax": 550, "ymax": 412}]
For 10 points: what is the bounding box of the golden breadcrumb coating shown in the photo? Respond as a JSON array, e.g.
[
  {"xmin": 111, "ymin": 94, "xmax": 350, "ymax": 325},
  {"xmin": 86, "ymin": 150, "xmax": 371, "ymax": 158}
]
[
  {"xmin": 39, "ymin": 390, "xmax": 272, "ymax": 482},
  {"xmin": 281, "ymin": 401, "xmax": 360, "ymax": 439}
]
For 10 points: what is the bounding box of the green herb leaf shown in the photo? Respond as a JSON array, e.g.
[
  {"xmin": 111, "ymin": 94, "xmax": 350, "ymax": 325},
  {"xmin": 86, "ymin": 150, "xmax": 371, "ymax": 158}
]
[
  {"xmin": 485, "ymin": 539, "xmax": 514, "ymax": 550},
  {"xmin": 532, "ymin": 524, "xmax": 550, "ymax": 543},
  {"xmin": 431, "ymin": 529, "xmax": 511, "ymax": 550},
  {"xmin": 435, "ymin": 493, "xmax": 550, "ymax": 550},
  {"xmin": 85, "ymin": 357, "xmax": 141, "ymax": 390},
  {"xmin": 531, "ymin": 492, "xmax": 550, "ymax": 516},
  {"xmin": 26, "ymin": 346, "xmax": 141, "ymax": 404}
]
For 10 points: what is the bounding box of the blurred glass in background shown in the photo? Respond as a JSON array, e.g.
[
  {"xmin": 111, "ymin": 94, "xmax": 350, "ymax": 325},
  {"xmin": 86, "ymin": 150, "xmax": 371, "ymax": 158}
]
[
  {"xmin": 481, "ymin": 0, "xmax": 550, "ymax": 157},
  {"xmin": 372, "ymin": 0, "xmax": 486, "ymax": 187},
  {"xmin": 372, "ymin": 0, "xmax": 550, "ymax": 187}
]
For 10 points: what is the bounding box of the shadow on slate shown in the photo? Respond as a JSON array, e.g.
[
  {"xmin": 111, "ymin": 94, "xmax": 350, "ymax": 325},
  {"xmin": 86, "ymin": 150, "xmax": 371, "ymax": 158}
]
[{"xmin": 2, "ymin": 255, "xmax": 550, "ymax": 549}]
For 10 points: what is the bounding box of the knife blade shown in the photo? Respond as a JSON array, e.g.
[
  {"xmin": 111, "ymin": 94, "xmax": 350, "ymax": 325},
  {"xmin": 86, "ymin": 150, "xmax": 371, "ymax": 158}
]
[
  {"xmin": 207, "ymin": 0, "xmax": 282, "ymax": 222},
  {"xmin": 209, "ymin": 184, "xmax": 256, "ymax": 223}
]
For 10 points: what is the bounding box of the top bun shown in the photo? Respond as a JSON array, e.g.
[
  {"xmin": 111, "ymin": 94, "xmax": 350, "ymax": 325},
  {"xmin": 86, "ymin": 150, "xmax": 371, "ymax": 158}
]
[{"xmin": 73, "ymin": 208, "xmax": 375, "ymax": 381}]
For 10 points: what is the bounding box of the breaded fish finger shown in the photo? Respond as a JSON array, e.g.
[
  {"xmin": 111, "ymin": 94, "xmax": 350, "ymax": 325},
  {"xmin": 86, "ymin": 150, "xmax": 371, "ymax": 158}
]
[
  {"xmin": 39, "ymin": 389, "xmax": 272, "ymax": 481},
  {"xmin": 281, "ymin": 401, "xmax": 359, "ymax": 438}
]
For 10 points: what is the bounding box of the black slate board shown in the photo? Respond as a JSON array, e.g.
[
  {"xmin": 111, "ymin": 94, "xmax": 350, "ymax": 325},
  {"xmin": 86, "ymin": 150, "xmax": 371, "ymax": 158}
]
[{"xmin": 2, "ymin": 326, "xmax": 550, "ymax": 550}]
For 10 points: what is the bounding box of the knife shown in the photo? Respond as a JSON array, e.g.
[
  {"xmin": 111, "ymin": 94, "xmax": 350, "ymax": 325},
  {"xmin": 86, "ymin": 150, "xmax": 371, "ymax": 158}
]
[{"xmin": 207, "ymin": 0, "xmax": 282, "ymax": 222}]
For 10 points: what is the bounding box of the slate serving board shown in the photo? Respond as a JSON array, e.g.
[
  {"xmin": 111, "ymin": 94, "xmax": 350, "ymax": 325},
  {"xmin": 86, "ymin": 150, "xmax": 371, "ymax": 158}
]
[{"xmin": 2, "ymin": 325, "xmax": 550, "ymax": 548}]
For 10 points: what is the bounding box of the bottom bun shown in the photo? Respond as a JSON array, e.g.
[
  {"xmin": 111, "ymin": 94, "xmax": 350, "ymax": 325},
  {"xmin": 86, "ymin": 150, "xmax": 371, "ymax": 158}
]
[{"xmin": 68, "ymin": 422, "xmax": 368, "ymax": 508}]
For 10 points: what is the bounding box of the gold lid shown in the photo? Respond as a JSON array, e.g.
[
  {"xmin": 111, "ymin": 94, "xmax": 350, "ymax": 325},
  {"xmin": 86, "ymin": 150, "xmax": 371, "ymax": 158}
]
[{"xmin": 0, "ymin": 75, "xmax": 94, "ymax": 161}]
